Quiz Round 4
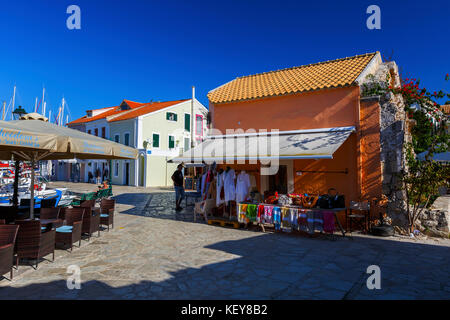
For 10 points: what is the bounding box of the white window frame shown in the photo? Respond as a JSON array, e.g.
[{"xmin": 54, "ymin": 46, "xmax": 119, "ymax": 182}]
[{"xmin": 152, "ymin": 132, "xmax": 160, "ymax": 149}]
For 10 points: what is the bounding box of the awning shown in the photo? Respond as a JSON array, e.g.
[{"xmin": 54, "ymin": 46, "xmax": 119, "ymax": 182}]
[{"xmin": 170, "ymin": 126, "xmax": 355, "ymax": 163}]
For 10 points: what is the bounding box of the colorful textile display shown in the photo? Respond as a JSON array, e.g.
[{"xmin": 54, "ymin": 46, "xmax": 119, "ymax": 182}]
[
  {"xmin": 257, "ymin": 205, "xmax": 264, "ymax": 223},
  {"xmin": 273, "ymin": 207, "xmax": 281, "ymax": 231},
  {"xmin": 246, "ymin": 204, "xmax": 257, "ymax": 222},
  {"xmin": 289, "ymin": 208, "xmax": 299, "ymax": 230},
  {"xmin": 298, "ymin": 209, "xmax": 308, "ymax": 232},
  {"xmin": 238, "ymin": 203, "xmax": 248, "ymax": 223},
  {"xmin": 322, "ymin": 210, "xmax": 335, "ymax": 234},
  {"xmin": 262, "ymin": 205, "xmax": 274, "ymax": 224},
  {"xmin": 281, "ymin": 207, "xmax": 291, "ymax": 231}
]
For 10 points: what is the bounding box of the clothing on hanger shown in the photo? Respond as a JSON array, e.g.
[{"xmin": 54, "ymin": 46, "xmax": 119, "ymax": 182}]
[
  {"xmin": 223, "ymin": 168, "xmax": 236, "ymax": 202},
  {"xmin": 235, "ymin": 171, "xmax": 251, "ymax": 203},
  {"xmin": 216, "ymin": 172, "xmax": 225, "ymax": 206}
]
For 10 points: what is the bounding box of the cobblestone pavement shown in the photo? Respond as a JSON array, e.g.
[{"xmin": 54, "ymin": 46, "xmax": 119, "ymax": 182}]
[{"xmin": 0, "ymin": 182, "xmax": 449, "ymax": 299}]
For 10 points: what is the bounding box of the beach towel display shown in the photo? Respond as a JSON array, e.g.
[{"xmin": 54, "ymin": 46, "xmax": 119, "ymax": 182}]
[
  {"xmin": 322, "ymin": 210, "xmax": 336, "ymax": 233},
  {"xmin": 273, "ymin": 207, "xmax": 281, "ymax": 231}
]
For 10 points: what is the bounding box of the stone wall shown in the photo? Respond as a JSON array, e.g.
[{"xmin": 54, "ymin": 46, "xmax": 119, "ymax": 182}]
[{"xmin": 360, "ymin": 61, "xmax": 411, "ymax": 227}]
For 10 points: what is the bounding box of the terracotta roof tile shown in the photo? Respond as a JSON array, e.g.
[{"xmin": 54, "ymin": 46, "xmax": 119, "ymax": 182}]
[
  {"xmin": 107, "ymin": 99, "xmax": 189, "ymax": 122},
  {"xmin": 208, "ymin": 52, "xmax": 377, "ymax": 104}
]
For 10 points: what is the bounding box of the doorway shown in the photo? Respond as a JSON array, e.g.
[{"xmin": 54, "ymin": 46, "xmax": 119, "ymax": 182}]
[
  {"xmin": 269, "ymin": 165, "xmax": 288, "ymax": 194},
  {"xmin": 124, "ymin": 162, "xmax": 130, "ymax": 185}
]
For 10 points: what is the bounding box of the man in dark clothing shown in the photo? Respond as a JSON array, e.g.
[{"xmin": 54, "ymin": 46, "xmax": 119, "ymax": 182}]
[{"xmin": 171, "ymin": 164, "xmax": 185, "ymax": 211}]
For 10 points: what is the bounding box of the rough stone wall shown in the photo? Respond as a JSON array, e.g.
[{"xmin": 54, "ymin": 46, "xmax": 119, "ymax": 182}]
[{"xmin": 360, "ymin": 61, "xmax": 411, "ymax": 227}]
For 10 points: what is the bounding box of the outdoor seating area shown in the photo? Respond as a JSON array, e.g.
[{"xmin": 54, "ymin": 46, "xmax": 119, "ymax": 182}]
[{"xmin": 0, "ymin": 197, "xmax": 116, "ymax": 281}]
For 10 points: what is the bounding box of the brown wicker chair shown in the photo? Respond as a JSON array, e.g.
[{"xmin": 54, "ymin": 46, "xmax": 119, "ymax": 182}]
[
  {"xmin": 81, "ymin": 207, "xmax": 100, "ymax": 240},
  {"xmin": 15, "ymin": 220, "xmax": 55, "ymax": 269},
  {"xmin": 80, "ymin": 200, "xmax": 96, "ymax": 208},
  {"xmin": 99, "ymin": 199, "xmax": 115, "ymax": 231},
  {"xmin": 40, "ymin": 207, "xmax": 60, "ymax": 220},
  {"xmin": 56, "ymin": 208, "xmax": 84, "ymax": 252},
  {"xmin": 0, "ymin": 225, "xmax": 19, "ymax": 280}
]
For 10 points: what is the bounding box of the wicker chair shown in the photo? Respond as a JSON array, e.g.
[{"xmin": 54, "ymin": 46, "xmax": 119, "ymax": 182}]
[
  {"xmin": 81, "ymin": 207, "xmax": 100, "ymax": 240},
  {"xmin": 56, "ymin": 208, "xmax": 84, "ymax": 252},
  {"xmin": 40, "ymin": 207, "xmax": 60, "ymax": 220},
  {"xmin": 0, "ymin": 220, "xmax": 5, "ymax": 225},
  {"xmin": 15, "ymin": 220, "xmax": 55, "ymax": 269},
  {"xmin": 99, "ymin": 199, "xmax": 115, "ymax": 231},
  {"xmin": 80, "ymin": 199, "xmax": 96, "ymax": 208},
  {"xmin": 0, "ymin": 225, "xmax": 19, "ymax": 280}
]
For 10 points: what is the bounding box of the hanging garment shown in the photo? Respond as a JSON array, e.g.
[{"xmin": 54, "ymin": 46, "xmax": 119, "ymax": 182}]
[
  {"xmin": 257, "ymin": 205, "xmax": 265, "ymax": 223},
  {"xmin": 289, "ymin": 208, "xmax": 299, "ymax": 230},
  {"xmin": 207, "ymin": 178, "xmax": 217, "ymax": 201},
  {"xmin": 263, "ymin": 205, "xmax": 274, "ymax": 224},
  {"xmin": 323, "ymin": 210, "xmax": 335, "ymax": 234},
  {"xmin": 298, "ymin": 209, "xmax": 308, "ymax": 232},
  {"xmin": 314, "ymin": 210, "xmax": 324, "ymax": 232},
  {"xmin": 249, "ymin": 174, "xmax": 257, "ymax": 189},
  {"xmin": 273, "ymin": 207, "xmax": 282, "ymax": 231},
  {"xmin": 200, "ymin": 173, "xmax": 207, "ymax": 198},
  {"xmin": 306, "ymin": 210, "xmax": 315, "ymax": 234},
  {"xmin": 235, "ymin": 171, "xmax": 251, "ymax": 203},
  {"xmin": 223, "ymin": 169, "xmax": 236, "ymax": 202},
  {"xmin": 216, "ymin": 172, "xmax": 225, "ymax": 206},
  {"xmin": 281, "ymin": 207, "xmax": 291, "ymax": 231},
  {"xmin": 246, "ymin": 204, "xmax": 258, "ymax": 222},
  {"xmin": 238, "ymin": 204, "xmax": 248, "ymax": 223}
]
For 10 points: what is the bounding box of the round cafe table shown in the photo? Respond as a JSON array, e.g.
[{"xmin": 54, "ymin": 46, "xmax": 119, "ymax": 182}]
[{"xmin": 39, "ymin": 218, "xmax": 64, "ymax": 228}]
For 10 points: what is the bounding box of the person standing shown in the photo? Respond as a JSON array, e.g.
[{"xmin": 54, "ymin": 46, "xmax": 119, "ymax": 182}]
[{"xmin": 171, "ymin": 164, "xmax": 185, "ymax": 211}]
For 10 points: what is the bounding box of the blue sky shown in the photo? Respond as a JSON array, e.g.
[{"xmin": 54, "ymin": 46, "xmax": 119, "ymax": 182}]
[{"xmin": 0, "ymin": 0, "xmax": 448, "ymax": 122}]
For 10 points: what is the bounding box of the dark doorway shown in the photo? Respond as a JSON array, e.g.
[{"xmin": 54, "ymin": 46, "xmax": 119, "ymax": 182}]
[
  {"xmin": 269, "ymin": 165, "xmax": 287, "ymax": 194},
  {"xmin": 125, "ymin": 162, "xmax": 130, "ymax": 185}
]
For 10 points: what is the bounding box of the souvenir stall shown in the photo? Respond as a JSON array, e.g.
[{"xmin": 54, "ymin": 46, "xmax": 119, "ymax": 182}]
[{"xmin": 171, "ymin": 126, "xmax": 358, "ymax": 236}]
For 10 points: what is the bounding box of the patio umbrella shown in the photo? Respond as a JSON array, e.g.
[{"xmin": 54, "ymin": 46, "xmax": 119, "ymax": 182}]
[{"xmin": 0, "ymin": 119, "xmax": 138, "ymax": 219}]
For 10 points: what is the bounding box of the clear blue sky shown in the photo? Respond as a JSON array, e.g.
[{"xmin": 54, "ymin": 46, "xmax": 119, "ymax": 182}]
[{"xmin": 0, "ymin": 0, "xmax": 448, "ymax": 122}]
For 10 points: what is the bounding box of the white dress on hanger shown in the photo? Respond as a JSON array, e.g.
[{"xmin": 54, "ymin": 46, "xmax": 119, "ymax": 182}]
[
  {"xmin": 235, "ymin": 171, "xmax": 251, "ymax": 203},
  {"xmin": 223, "ymin": 169, "xmax": 236, "ymax": 202},
  {"xmin": 216, "ymin": 172, "xmax": 225, "ymax": 206}
]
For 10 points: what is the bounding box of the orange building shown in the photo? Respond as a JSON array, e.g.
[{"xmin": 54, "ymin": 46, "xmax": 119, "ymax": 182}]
[{"xmin": 174, "ymin": 52, "xmax": 403, "ymax": 221}]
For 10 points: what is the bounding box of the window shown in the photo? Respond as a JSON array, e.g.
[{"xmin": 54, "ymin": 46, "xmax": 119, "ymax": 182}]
[
  {"xmin": 184, "ymin": 114, "xmax": 190, "ymax": 132},
  {"xmin": 168, "ymin": 135, "xmax": 175, "ymax": 149},
  {"xmin": 87, "ymin": 130, "xmax": 91, "ymax": 135},
  {"xmin": 184, "ymin": 137, "xmax": 190, "ymax": 151},
  {"xmin": 114, "ymin": 161, "xmax": 119, "ymax": 177},
  {"xmin": 152, "ymin": 133, "xmax": 160, "ymax": 148},
  {"xmin": 114, "ymin": 134, "xmax": 119, "ymax": 143},
  {"xmin": 124, "ymin": 133, "xmax": 130, "ymax": 146},
  {"xmin": 94, "ymin": 128, "xmax": 98, "ymax": 136},
  {"xmin": 166, "ymin": 112, "xmax": 177, "ymax": 122},
  {"xmin": 196, "ymin": 115, "xmax": 203, "ymax": 136},
  {"xmin": 101, "ymin": 127, "xmax": 106, "ymax": 139}
]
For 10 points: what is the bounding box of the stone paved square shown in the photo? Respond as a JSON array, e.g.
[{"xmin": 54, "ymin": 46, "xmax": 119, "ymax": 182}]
[{"xmin": 0, "ymin": 182, "xmax": 449, "ymax": 300}]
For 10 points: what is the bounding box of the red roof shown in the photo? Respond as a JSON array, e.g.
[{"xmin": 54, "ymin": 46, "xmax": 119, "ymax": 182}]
[
  {"xmin": 67, "ymin": 99, "xmax": 189, "ymax": 125},
  {"xmin": 108, "ymin": 99, "xmax": 189, "ymax": 122},
  {"xmin": 67, "ymin": 106, "xmax": 120, "ymax": 125}
]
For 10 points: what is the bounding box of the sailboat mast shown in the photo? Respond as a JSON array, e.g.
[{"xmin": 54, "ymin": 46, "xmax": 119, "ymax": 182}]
[
  {"xmin": 11, "ymin": 85, "xmax": 16, "ymax": 120},
  {"xmin": 61, "ymin": 97, "xmax": 65, "ymax": 126},
  {"xmin": 41, "ymin": 88, "xmax": 45, "ymax": 116}
]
